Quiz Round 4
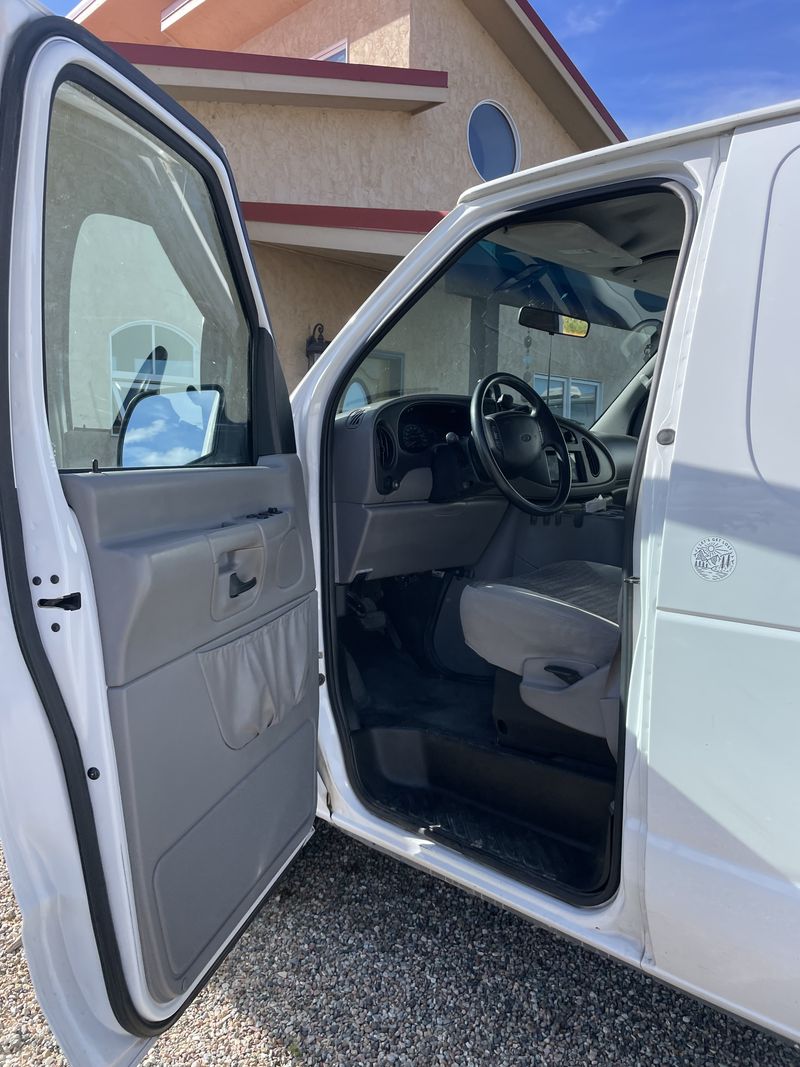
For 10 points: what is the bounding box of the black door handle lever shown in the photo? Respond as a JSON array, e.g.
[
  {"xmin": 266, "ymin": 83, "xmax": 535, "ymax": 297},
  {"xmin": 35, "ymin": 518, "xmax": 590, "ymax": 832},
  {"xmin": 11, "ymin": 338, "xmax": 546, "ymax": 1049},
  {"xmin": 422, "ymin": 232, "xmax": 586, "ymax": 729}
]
[{"xmin": 229, "ymin": 572, "xmax": 257, "ymax": 598}]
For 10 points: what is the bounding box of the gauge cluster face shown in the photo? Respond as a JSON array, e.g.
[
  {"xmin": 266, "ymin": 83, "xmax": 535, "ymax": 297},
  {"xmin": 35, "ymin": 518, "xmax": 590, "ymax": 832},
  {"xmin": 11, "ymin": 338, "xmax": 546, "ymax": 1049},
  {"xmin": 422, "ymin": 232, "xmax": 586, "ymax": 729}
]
[
  {"xmin": 400, "ymin": 421, "xmax": 437, "ymax": 453},
  {"xmin": 397, "ymin": 403, "xmax": 470, "ymax": 454}
]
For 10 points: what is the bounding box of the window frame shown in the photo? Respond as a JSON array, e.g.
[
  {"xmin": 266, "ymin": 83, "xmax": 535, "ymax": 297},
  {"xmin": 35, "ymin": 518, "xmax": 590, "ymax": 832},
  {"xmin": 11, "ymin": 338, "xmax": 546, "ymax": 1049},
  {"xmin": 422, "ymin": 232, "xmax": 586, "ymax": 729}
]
[
  {"xmin": 311, "ymin": 39, "xmax": 349, "ymax": 62},
  {"xmin": 43, "ymin": 66, "xmax": 265, "ymax": 473}
]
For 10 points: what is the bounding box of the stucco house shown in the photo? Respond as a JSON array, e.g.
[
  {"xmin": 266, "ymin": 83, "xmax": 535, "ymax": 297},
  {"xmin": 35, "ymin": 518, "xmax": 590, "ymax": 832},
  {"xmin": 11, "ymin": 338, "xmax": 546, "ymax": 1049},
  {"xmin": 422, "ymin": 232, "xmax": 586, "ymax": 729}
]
[{"xmin": 70, "ymin": 0, "xmax": 623, "ymax": 392}]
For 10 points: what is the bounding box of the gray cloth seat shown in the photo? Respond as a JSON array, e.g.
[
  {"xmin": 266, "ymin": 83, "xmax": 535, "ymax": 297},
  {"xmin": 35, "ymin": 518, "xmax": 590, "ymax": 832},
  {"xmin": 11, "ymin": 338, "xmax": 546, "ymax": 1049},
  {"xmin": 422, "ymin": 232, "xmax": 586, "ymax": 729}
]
[{"xmin": 460, "ymin": 560, "xmax": 622, "ymax": 751}]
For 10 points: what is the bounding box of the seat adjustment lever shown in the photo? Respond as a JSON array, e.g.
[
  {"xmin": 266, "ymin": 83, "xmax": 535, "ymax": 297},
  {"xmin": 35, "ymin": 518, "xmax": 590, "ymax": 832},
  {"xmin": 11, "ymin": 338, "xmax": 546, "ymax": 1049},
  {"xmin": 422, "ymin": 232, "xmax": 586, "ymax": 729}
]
[{"xmin": 544, "ymin": 664, "xmax": 582, "ymax": 686}]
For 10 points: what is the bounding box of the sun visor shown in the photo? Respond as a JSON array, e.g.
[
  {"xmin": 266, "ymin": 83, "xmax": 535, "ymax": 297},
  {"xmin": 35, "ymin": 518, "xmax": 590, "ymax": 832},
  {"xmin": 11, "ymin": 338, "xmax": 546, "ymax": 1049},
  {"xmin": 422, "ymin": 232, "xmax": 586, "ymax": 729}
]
[{"xmin": 491, "ymin": 221, "xmax": 642, "ymax": 273}]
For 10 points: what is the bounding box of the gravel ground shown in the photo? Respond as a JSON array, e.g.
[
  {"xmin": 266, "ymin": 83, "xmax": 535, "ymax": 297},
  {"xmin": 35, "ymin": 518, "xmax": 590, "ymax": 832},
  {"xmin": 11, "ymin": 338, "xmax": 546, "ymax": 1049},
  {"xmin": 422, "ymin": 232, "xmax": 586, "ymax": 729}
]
[{"xmin": 2, "ymin": 823, "xmax": 799, "ymax": 1067}]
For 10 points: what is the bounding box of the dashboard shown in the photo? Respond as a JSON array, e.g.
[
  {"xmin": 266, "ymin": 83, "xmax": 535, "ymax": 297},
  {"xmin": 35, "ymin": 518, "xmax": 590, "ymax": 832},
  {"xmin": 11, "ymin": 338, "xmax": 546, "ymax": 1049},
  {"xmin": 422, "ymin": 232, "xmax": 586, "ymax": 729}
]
[
  {"xmin": 342, "ymin": 395, "xmax": 624, "ymax": 501},
  {"xmin": 332, "ymin": 394, "xmax": 635, "ymax": 584}
]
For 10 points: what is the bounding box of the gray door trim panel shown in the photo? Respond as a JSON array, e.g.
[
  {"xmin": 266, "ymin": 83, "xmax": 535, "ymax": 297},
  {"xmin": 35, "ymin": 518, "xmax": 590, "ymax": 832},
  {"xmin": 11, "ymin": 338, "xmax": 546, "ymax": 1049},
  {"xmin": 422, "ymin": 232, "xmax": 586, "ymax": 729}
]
[
  {"xmin": 62, "ymin": 456, "xmax": 319, "ymax": 1003},
  {"xmin": 62, "ymin": 459, "xmax": 314, "ymax": 686},
  {"xmin": 109, "ymin": 594, "xmax": 318, "ymax": 1001}
]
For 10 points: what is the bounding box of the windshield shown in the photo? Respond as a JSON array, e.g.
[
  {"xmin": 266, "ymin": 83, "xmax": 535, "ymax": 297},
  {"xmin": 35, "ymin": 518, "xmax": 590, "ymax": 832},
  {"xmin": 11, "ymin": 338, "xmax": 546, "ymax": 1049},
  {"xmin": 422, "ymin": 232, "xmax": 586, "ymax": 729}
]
[{"xmin": 340, "ymin": 188, "xmax": 685, "ymax": 427}]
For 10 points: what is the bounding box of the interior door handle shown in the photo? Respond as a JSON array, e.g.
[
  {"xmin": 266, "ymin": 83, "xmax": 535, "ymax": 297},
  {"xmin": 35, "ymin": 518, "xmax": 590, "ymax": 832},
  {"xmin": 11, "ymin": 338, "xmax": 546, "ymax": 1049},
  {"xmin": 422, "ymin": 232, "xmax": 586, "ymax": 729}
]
[{"xmin": 229, "ymin": 572, "xmax": 257, "ymax": 598}]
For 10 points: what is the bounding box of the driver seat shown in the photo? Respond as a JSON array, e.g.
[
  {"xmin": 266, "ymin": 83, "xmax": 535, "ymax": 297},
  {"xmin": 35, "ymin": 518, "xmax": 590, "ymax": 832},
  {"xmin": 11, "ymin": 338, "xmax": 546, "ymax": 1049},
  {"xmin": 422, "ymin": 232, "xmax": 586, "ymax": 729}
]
[{"xmin": 460, "ymin": 560, "xmax": 622, "ymax": 755}]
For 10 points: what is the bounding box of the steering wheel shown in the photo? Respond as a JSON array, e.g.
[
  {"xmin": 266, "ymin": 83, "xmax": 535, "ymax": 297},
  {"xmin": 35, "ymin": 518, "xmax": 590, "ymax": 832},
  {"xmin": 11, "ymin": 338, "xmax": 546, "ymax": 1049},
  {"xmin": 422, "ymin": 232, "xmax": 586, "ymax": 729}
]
[{"xmin": 470, "ymin": 372, "xmax": 571, "ymax": 516}]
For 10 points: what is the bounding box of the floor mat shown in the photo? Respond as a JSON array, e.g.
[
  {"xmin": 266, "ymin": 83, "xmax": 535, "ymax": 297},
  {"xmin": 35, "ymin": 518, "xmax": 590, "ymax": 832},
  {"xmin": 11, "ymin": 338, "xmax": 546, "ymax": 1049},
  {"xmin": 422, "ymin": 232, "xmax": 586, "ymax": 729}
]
[
  {"xmin": 341, "ymin": 619, "xmax": 611, "ymax": 894},
  {"xmin": 379, "ymin": 786, "xmax": 606, "ymax": 892},
  {"xmin": 344, "ymin": 620, "xmax": 496, "ymax": 744}
]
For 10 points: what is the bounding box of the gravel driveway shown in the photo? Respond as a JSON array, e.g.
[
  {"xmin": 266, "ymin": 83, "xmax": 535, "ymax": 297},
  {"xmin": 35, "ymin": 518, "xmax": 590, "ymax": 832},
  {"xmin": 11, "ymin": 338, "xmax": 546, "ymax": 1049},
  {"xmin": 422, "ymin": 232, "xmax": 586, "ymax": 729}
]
[{"xmin": 2, "ymin": 823, "xmax": 799, "ymax": 1067}]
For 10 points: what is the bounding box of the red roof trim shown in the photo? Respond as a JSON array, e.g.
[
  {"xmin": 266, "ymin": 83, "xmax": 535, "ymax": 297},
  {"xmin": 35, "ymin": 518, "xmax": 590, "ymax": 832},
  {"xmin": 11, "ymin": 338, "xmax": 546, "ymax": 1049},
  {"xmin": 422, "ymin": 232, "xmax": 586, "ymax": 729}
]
[
  {"xmin": 512, "ymin": 1, "xmax": 625, "ymax": 141},
  {"xmin": 109, "ymin": 42, "xmax": 449, "ymax": 90},
  {"xmin": 242, "ymin": 202, "xmax": 448, "ymax": 234}
]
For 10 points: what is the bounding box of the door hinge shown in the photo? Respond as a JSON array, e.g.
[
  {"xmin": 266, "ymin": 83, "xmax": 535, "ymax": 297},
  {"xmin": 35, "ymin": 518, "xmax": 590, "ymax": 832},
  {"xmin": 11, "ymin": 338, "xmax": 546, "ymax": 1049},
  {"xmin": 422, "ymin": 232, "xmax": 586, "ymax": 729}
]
[
  {"xmin": 37, "ymin": 592, "xmax": 82, "ymax": 611},
  {"xmin": 623, "ymin": 576, "xmax": 640, "ymax": 586}
]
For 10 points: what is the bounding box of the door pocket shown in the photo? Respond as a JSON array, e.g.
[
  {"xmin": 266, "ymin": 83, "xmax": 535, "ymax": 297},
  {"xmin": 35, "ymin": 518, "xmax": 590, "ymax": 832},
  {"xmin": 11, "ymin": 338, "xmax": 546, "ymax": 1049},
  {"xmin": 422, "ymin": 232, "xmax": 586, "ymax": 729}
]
[{"xmin": 198, "ymin": 598, "xmax": 312, "ymax": 750}]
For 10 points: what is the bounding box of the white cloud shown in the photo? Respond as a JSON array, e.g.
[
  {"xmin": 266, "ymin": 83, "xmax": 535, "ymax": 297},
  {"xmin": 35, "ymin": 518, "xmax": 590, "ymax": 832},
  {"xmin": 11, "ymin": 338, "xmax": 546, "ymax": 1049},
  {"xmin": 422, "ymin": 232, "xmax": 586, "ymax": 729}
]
[
  {"xmin": 130, "ymin": 446, "xmax": 201, "ymax": 467},
  {"xmin": 560, "ymin": 0, "xmax": 626, "ymax": 38},
  {"xmin": 616, "ymin": 70, "xmax": 800, "ymax": 139}
]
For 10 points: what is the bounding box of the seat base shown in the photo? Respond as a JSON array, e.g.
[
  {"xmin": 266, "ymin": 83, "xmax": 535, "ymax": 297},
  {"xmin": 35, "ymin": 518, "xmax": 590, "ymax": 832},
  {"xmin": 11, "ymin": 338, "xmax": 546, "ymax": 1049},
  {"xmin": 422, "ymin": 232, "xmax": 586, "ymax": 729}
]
[
  {"xmin": 460, "ymin": 561, "xmax": 622, "ymax": 680},
  {"xmin": 492, "ymin": 669, "xmax": 617, "ymax": 767},
  {"xmin": 460, "ymin": 560, "xmax": 623, "ymax": 754}
]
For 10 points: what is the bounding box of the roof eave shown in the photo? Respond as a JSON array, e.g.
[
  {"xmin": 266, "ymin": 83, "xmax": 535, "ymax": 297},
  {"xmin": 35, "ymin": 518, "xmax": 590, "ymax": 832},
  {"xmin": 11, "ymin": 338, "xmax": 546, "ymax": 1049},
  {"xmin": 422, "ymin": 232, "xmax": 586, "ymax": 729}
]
[
  {"xmin": 460, "ymin": 0, "xmax": 624, "ymax": 150},
  {"xmin": 110, "ymin": 42, "xmax": 449, "ymax": 112},
  {"xmin": 458, "ymin": 96, "xmax": 800, "ymax": 205}
]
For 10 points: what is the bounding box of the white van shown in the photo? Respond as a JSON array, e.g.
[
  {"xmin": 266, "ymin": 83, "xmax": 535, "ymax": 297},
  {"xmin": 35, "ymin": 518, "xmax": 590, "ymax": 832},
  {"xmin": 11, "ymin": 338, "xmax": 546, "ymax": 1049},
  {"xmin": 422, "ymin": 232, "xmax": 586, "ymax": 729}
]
[{"xmin": 1, "ymin": 1, "xmax": 799, "ymax": 1063}]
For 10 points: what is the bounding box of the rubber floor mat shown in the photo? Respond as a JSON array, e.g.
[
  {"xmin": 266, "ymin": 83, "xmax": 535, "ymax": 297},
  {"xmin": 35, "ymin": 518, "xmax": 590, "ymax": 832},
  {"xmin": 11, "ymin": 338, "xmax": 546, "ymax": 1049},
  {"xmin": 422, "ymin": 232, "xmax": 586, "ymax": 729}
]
[{"xmin": 381, "ymin": 788, "xmax": 605, "ymax": 891}]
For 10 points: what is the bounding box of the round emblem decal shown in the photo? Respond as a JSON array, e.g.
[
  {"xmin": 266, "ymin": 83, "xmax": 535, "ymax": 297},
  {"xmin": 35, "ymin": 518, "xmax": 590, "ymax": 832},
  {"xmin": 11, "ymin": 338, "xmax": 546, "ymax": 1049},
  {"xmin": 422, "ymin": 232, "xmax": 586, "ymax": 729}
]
[{"xmin": 691, "ymin": 536, "xmax": 737, "ymax": 582}]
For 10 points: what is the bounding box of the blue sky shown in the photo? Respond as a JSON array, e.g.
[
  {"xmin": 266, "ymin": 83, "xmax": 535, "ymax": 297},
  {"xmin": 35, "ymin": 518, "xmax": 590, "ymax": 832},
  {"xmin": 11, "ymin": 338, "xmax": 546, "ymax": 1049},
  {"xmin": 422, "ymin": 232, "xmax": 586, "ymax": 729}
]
[
  {"xmin": 531, "ymin": 0, "xmax": 800, "ymax": 137},
  {"xmin": 50, "ymin": 0, "xmax": 800, "ymax": 139}
]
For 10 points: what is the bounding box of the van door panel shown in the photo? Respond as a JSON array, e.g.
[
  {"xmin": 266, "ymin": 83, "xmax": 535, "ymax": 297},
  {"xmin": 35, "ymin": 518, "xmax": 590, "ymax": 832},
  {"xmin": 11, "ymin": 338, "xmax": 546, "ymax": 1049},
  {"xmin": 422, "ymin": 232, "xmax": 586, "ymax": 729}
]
[
  {"xmin": 62, "ymin": 461, "xmax": 316, "ymax": 1001},
  {"xmin": 0, "ymin": 16, "xmax": 318, "ymax": 1062}
]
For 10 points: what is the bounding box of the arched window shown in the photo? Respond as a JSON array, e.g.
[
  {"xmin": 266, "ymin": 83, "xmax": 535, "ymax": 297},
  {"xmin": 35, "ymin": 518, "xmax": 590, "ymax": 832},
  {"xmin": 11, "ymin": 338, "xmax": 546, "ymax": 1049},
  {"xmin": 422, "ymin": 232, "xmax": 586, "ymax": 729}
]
[{"xmin": 110, "ymin": 320, "xmax": 200, "ymax": 431}]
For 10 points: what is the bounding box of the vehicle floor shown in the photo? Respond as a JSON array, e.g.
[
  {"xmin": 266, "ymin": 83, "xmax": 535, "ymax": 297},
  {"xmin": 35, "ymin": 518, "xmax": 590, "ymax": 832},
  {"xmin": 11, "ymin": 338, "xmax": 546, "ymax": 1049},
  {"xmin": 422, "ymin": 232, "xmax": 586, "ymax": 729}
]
[
  {"xmin": 341, "ymin": 620, "xmax": 613, "ymax": 896},
  {"xmin": 367, "ymin": 780, "xmax": 608, "ymax": 892},
  {"xmin": 343, "ymin": 619, "xmax": 496, "ymax": 744}
]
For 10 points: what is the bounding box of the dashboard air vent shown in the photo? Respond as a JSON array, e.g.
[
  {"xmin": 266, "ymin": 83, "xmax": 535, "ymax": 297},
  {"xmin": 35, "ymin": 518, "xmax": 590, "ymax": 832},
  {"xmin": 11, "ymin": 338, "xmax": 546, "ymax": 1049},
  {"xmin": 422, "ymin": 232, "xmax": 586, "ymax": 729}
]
[
  {"xmin": 346, "ymin": 409, "xmax": 365, "ymax": 427},
  {"xmin": 583, "ymin": 441, "xmax": 601, "ymax": 478},
  {"xmin": 376, "ymin": 423, "xmax": 396, "ymax": 469}
]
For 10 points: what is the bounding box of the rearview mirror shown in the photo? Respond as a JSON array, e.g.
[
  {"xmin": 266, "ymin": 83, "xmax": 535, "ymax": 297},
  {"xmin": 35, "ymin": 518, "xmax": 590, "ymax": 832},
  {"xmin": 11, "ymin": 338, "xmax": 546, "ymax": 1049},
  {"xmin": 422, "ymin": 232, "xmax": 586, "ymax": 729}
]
[
  {"xmin": 518, "ymin": 306, "xmax": 589, "ymax": 338},
  {"xmin": 118, "ymin": 387, "xmax": 222, "ymax": 468}
]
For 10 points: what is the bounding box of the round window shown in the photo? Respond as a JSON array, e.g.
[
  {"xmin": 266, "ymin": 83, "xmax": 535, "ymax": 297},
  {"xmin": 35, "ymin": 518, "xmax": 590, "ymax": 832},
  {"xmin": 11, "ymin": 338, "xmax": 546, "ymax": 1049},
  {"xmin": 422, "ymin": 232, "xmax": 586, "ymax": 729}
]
[{"xmin": 467, "ymin": 101, "xmax": 520, "ymax": 181}]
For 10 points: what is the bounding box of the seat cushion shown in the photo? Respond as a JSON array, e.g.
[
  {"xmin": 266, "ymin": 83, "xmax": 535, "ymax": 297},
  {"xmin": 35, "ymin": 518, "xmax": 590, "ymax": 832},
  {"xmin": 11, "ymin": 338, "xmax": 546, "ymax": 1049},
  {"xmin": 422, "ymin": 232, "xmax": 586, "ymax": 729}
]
[
  {"xmin": 497, "ymin": 560, "xmax": 621, "ymax": 623},
  {"xmin": 460, "ymin": 560, "xmax": 622, "ymax": 678}
]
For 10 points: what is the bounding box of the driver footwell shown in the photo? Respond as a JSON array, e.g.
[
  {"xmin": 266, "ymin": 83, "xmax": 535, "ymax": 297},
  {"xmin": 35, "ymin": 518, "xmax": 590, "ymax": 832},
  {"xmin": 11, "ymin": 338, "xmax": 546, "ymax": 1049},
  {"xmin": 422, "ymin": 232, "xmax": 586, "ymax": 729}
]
[{"xmin": 340, "ymin": 614, "xmax": 615, "ymax": 897}]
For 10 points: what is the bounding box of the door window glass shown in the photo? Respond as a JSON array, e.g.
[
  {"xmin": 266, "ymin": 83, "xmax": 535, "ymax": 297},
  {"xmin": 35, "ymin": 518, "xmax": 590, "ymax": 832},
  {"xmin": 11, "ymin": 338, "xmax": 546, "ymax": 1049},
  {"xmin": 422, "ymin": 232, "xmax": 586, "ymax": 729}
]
[
  {"xmin": 110, "ymin": 318, "xmax": 200, "ymax": 433},
  {"xmin": 43, "ymin": 82, "xmax": 252, "ymax": 470}
]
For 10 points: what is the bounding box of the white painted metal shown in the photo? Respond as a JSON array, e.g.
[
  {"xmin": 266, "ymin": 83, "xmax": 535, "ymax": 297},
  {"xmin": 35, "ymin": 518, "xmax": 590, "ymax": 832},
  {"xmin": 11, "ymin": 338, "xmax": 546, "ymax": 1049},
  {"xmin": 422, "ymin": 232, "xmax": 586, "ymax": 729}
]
[{"xmin": 637, "ymin": 115, "xmax": 800, "ymax": 1042}]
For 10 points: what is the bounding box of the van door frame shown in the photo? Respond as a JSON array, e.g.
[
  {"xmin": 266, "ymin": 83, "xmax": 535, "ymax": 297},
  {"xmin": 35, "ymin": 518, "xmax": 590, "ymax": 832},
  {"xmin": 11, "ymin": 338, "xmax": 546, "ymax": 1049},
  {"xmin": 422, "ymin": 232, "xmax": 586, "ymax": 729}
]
[{"xmin": 314, "ymin": 177, "xmax": 697, "ymax": 905}]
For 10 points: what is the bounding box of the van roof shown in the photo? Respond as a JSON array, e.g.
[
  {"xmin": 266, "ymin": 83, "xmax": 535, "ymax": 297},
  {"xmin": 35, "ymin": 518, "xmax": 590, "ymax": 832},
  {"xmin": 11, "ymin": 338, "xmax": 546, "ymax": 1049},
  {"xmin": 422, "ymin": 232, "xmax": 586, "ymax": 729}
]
[{"xmin": 459, "ymin": 96, "xmax": 800, "ymax": 205}]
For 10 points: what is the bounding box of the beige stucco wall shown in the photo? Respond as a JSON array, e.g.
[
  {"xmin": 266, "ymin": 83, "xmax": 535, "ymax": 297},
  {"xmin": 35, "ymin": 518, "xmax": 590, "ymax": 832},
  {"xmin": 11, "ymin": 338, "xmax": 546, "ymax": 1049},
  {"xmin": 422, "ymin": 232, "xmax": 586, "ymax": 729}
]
[
  {"xmin": 407, "ymin": 0, "xmax": 580, "ymax": 182},
  {"xmin": 189, "ymin": 100, "xmax": 431, "ymax": 209},
  {"xmin": 186, "ymin": 0, "xmax": 580, "ymax": 214},
  {"xmin": 254, "ymin": 245, "xmax": 387, "ymax": 389},
  {"xmin": 240, "ymin": 0, "xmax": 411, "ymax": 66}
]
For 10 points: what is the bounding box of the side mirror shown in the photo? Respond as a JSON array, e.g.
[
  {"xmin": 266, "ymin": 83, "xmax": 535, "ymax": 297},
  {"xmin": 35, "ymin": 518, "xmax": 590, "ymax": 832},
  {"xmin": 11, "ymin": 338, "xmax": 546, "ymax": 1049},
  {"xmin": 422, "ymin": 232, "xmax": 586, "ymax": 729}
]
[
  {"xmin": 117, "ymin": 387, "xmax": 222, "ymax": 468},
  {"xmin": 518, "ymin": 306, "xmax": 589, "ymax": 338}
]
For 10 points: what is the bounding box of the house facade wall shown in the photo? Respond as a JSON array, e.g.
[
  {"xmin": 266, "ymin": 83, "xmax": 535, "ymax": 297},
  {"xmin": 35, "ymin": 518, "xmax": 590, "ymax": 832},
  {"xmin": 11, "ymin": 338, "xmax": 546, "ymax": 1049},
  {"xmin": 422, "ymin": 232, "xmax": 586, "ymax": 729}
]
[
  {"xmin": 187, "ymin": 0, "xmax": 579, "ymax": 215},
  {"xmin": 240, "ymin": 0, "xmax": 412, "ymax": 67},
  {"xmin": 408, "ymin": 0, "xmax": 580, "ymax": 180},
  {"xmin": 187, "ymin": 99, "xmax": 443, "ymax": 210},
  {"xmin": 89, "ymin": 0, "xmax": 591, "ymax": 392},
  {"xmin": 254, "ymin": 245, "xmax": 388, "ymax": 388}
]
